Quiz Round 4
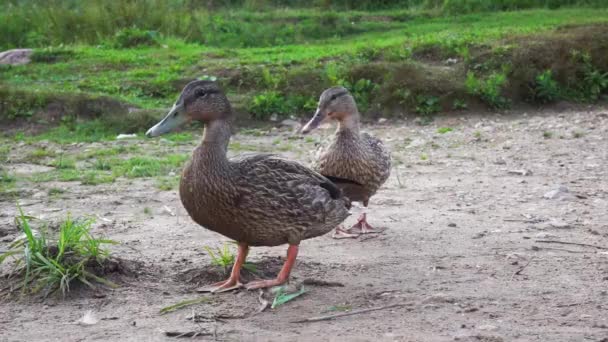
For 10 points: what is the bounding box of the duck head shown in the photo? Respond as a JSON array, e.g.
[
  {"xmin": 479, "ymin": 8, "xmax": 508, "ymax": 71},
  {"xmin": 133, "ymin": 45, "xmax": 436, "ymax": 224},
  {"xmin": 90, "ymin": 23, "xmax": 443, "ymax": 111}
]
[
  {"xmin": 301, "ymin": 86, "xmax": 358, "ymax": 134},
  {"xmin": 146, "ymin": 80, "xmax": 230, "ymax": 137}
]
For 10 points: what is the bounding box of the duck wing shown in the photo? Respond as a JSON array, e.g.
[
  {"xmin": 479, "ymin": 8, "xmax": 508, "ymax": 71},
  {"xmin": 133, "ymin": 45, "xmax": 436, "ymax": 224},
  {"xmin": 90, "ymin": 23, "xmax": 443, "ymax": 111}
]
[
  {"xmin": 229, "ymin": 153, "xmax": 350, "ymax": 245},
  {"xmin": 361, "ymin": 132, "xmax": 391, "ymax": 186}
]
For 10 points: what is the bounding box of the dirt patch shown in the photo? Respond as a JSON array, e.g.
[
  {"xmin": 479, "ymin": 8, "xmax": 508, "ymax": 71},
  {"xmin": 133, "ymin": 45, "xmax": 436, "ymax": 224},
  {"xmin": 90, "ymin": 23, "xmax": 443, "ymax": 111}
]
[{"xmin": 1, "ymin": 104, "xmax": 608, "ymax": 341}]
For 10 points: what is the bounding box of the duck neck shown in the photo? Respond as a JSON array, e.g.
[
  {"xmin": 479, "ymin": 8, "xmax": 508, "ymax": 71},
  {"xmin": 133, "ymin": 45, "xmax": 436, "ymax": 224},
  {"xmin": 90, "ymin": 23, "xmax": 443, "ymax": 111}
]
[
  {"xmin": 195, "ymin": 119, "xmax": 231, "ymax": 169},
  {"xmin": 337, "ymin": 112, "xmax": 360, "ymax": 136}
]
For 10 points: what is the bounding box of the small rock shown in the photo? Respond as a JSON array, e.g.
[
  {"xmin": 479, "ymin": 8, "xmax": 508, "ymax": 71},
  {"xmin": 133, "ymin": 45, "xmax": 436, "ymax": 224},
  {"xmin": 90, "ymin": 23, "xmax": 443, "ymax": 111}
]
[
  {"xmin": 279, "ymin": 119, "xmax": 300, "ymax": 129},
  {"xmin": 445, "ymin": 57, "xmax": 459, "ymax": 65},
  {"xmin": 407, "ymin": 138, "xmax": 426, "ymax": 148},
  {"xmin": 0, "ymin": 48, "xmax": 33, "ymax": 65},
  {"xmin": 378, "ymin": 118, "xmax": 387, "ymax": 124},
  {"xmin": 472, "ymin": 232, "xmax": 487, "ymax": 239},
  {"xmin": 548, "ymin": 219, "xmax": 571, "ymax": 229},
  {"xmin": 494, "ymin": 157, "xmax": 506, "ymax": 165},
  {"xmin": 508, "ymin": 169, "xmax": 532, "ymax": 176},
  {"xmin": 32, "ymin": 191, "xmax": 46, "ymax": 199},
  {"xmin": 477, "ymin": 324, "xmax": 498, "ymax": 331},
  {"xmin": 269, "ymin": 113, "xmax": 278, "ymax": 122},
  {"xmin": 535, "ymin": 232, "xmax": 558, "ymax": 238},
  {"xmin": 422, "ymin": 293, "xmax": 456, "ymax": 304},
  {"xmin": 543, "ymin": 185, "xmax": 572, "ymax": 200},
  {"xmin": 116, "ymin": 133, "xmax": 137, "ymax": 140},
  {"xmin": 77, "ymin": 310, "xmax": 99, "ymax": 326},
  {"xmin": 448, "ymin": 223, "xmax": 457, "ymax": 227},
  {"xmin": 162, "ymin": 206, "xmax": 175, "ymax": 216}
]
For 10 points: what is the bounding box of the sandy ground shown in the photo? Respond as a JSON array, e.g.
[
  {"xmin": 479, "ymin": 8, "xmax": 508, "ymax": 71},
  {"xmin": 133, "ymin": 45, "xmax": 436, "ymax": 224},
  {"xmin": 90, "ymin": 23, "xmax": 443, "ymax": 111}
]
[{"xmin": 1, "ymin": 106, "xmax": 608, "ymax": 342}]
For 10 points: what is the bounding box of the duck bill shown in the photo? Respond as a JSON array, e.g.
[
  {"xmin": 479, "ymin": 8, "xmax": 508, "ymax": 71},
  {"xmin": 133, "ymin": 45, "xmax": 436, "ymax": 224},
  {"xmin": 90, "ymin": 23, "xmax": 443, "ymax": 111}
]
[
  {"xmin": 301, "ymin": 109, "xmax": 326, "ymax": 134},
  {"xmin": 146, "ymin": 102, "xmax": 187, "ymax": 137}
]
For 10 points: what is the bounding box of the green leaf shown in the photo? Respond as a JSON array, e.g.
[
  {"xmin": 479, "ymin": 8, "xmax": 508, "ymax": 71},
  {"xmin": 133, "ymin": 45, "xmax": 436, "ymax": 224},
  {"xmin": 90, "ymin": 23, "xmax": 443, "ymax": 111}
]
[{"xmin": 271, "ymin": 285, "xmax": 307, "ymax": 309}]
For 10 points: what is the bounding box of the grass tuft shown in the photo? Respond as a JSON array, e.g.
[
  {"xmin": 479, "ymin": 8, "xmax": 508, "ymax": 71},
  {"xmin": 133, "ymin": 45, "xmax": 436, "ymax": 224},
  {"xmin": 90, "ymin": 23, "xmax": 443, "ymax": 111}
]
[{"xmin": 0, "ymin": 207, "xmax": 118, "ymax": 297}]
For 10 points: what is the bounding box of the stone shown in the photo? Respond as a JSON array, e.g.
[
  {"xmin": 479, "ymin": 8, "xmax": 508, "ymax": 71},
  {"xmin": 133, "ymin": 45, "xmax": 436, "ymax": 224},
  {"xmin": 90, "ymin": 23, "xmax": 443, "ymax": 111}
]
[
  {"xmin": 543, "ymin": 185, "xmax": 573, "ymax": 200},
  {"xmin": 0, "ymin": 48, "xmax": 33, "ymax": 65}
]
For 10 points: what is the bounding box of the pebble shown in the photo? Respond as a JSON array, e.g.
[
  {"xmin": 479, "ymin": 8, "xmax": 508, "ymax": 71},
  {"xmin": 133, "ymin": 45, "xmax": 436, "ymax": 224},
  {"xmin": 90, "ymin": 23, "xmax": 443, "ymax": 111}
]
[{"xmin": 543, "ymin": 185, "xmax": 572, "ymax": 200}]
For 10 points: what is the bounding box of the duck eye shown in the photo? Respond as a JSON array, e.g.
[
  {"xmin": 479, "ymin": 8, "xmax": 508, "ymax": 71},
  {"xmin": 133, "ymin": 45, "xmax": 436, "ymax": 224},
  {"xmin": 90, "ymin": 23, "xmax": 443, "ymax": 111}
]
[{"xmin": 196, "ymin": 89, "xmax": 207, "ymax": 98}]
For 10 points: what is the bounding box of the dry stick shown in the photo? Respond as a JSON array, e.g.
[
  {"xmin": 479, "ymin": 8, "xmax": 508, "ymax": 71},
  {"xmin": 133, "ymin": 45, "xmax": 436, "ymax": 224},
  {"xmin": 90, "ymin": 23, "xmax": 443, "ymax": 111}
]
[
  {"xmin": 510, "ymin": 257, "xmax": 534, "ymax": 281},
  {"xmin": 535, "ymin": 246, "xmax": 587, "ymax": 254},
  {"xmin": 394, "ymin": 165, "xmax": 403, "ymax": 188},
  {"xmin": 535, "ymin": 240, "xmax": 608, "ymax": 250},
  {"xmin": 291, "ymin": 303, "xmax": 405, "ymax": 323}
]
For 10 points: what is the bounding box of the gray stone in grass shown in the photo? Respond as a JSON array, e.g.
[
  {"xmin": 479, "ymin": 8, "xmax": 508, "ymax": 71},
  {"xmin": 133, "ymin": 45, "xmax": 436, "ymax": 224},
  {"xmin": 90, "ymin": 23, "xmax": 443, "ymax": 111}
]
[{"xmin": 0, "ymin": 48, "xmax": 33, "ymax": 65}]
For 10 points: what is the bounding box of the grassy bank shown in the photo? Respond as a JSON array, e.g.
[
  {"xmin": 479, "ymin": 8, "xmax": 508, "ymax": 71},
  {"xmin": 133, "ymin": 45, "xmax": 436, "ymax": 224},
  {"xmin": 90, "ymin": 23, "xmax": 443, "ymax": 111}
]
[{"xmin": 1, "ymin": 7, "xmax": 608, "ymax": 136}]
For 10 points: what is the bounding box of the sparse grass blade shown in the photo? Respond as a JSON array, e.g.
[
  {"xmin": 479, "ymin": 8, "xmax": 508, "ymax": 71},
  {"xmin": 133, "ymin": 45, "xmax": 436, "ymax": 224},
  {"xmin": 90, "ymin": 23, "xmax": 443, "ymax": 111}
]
[
  {"xmin": 0, "ymin": 206, "xmax": 118, "ymax": 297},
  {"xmin": 160, "ymin": 296, "xmax": 211, "ymax": 315}
]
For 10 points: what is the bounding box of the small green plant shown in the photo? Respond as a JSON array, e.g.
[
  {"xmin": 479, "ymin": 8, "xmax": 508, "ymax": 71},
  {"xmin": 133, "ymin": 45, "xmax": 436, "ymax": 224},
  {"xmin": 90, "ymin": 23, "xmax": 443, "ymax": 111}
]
[
  {"xmin": 203, "ymin": 243, "xmax": 255, "ymax": 275},
  {"xmin": 466, "ymin": 71, "xmax": 510, "ymax": 109},
  {"xmin": 393, "ymin": 88, "xmax": 412, "ymax": 105},
  {"xmin": 437, "ymin": 127, "xmax": 453, "ymax": 134},
  {"xmin": 572, "ymin": 130, "xmax": 585, "ymax": 138},
  {"xmin": 343, "ymin": 79, "xmax": 378, "ymax": 113},
  {"xmin": 247, "ymin": 91, "xmax": 289, "ymax": 120},
  {"xmin": 93, "ymin": 158, "xmax": 113, "ymax": 171},
  {"xmin": 583, "ymin": 68, "xmax": 608, "ymax": 102},
  {"xmin": 28, "ymin": 148, "xmax": 55, "ymax": 160},
  {"xmin": 112, "ymin": 27, "xmax": 159, "ymax": 48},
  {"xmin": 0, "ymin": 208, "xmax": 117, "ymax": 296},
  {"xmin": 452, "ymin": 99, "xmax": 468, "ymax": 110},
  {"xmin": 52, "ymin": 155, "xmax": 76, "ymax": 169},
  {"xmin": 155, "ymin": 175, "xmax": 180, "ymax": 191},
  {"xmin": 0, "ymin": 169, "xmax": 16, "ymax": 193},
  {"xmin": 572, "ymin": 51, "xmax": 608, "ymax": 101},
  {"xmin": 543, "ymin": 131, "xmax": 553, "ymax": 139},
  {"xmin": 48, "ymin": 188, "xmax": 65, "ymax": 196},
  {"xmin": 415, "ymin": 95, "xmax": 440, "ymax": 115},
  {"xmin": 420, "ymin": 153, "xmax": 428, "ymax": 161},
  {"xmin": 473, "ymin": 131, "xmax": 482, "ymax": 141},
  {"xmin": 81, "ymin": 171, "xmax": 115, "ymax": 185},
  {"xmin": 143, "ymin": 207, "xmax": 152, "ymax": 215},
  {"xmin": 533, "ymin": 70, "xmax": 560, "ymax": 103}
]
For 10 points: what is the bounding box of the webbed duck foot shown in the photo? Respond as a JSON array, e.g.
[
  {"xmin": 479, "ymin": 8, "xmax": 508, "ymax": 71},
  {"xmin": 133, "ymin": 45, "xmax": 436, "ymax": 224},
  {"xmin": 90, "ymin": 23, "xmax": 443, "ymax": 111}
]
[
  {"xmin": 332, "ymin": 226, "xmax": 360, "ymax": 239},
  {"xmin": 196, "ymin": 279, "xmax": 243, "ymax": 293},
  {"xmin": 348, "ymin": 213, "xmax": 385, "ymax": 234},
  {"xmin": 245, "ymin": 244, "xmax": 299, "ymax": 290}
]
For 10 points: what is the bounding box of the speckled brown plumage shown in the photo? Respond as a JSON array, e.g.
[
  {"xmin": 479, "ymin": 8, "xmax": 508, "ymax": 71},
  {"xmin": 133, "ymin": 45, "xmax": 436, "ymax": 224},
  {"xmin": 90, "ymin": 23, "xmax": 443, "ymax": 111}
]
[
  {"xmin": 179, "ymin": 121, "xmax": 351, "ymax": 247},
  {"xmin": 303, "ymin": 87, "xmax": 391, "ymax": 207},
  {"xmin": 313, "ymin": 129, "xmax": 391, "ymax": 205}
]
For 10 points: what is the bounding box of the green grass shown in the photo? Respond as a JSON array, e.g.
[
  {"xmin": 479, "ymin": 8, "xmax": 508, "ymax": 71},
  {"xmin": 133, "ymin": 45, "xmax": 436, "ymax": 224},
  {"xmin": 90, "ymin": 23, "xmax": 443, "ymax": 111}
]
[
  {"xmin": 1, "ymin": 9, "xmax": 607, "ymax": 117},
  {"xmin": 0, "ymin": 208, "xmax": 117, "ymax": 296},
  {"xmin": 437, "ymin": 127, "xmax": 453, "ymax": 134},
  {"xmin": 203, "ymin": 243, "xmax": 256, "ymax": 275},
  {"xmin": 28, "ymin": 152, "xmax": 188, "ymax": 185},
  {"xmin": 51, "ymin": 155, "xmax": 76, "ymax": 169},
  {"xmin": 0, "ymin": 169, "xmax": 17, "ymax": 194},
  {"xmin": 155, "ymin": 175, "xmax": 180, "ymax": 191}
]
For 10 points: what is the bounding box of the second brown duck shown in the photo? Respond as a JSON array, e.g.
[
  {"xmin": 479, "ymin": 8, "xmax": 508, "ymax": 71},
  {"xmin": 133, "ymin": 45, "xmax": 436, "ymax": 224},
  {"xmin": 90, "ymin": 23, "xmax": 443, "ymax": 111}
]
[{"xmin": 301, "ymin": 86, "xmax": 391, "ymax": 238}]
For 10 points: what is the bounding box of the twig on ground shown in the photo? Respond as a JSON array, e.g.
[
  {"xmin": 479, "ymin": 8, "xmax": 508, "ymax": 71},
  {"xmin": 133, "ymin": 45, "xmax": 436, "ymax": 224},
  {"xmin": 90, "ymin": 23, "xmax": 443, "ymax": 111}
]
[
  {"xmin": 291, "ymin": 303, "xmax": 405, "ymax": 323},
  {"xmin": 162, "ymin": 330, "xmax": 212, "ymax": 338},
  {"xmin": 301, "ymin": 279, "xmax": 344, "ymax": 287},
  {"xmin": 394, "ymin": 166, "xmax": 403, "ymax": 188},
  {"xmin": 510, "ymin": 257, "xmax": 534, "ymax": 281},
  {"xmin": 535, "ymin": 240, "xmax": 608, "ymax": 250},
  {"xmin": 257, "ymin": 290, "xmax": 270, "ymax": 313},
  {"xmin": 533, "ymin": 246, "xmax": 587, "ymax": 254},
  {"xmin": 360, "ymin": 234, "xmax": 380, "ymax": 242}
]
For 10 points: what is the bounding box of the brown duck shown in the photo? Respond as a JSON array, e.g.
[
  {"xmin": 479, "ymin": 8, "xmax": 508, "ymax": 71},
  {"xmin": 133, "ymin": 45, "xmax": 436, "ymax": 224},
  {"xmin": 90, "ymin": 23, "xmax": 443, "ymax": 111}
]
[
  {"xmin": 146, "ymin": 81, "xmax": 350, "ymax": 291},
  {"xmin": 301, "ymin": 86, "xmax": 391, "ymax": 238}
]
